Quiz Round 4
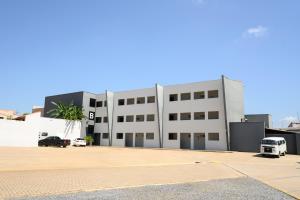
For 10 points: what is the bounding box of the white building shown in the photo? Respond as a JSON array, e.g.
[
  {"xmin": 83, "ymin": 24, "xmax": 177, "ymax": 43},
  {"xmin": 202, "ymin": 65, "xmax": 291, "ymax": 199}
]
[{"xmin": 44, "ymin": 76, "xmax": 244, "ymax": 151}]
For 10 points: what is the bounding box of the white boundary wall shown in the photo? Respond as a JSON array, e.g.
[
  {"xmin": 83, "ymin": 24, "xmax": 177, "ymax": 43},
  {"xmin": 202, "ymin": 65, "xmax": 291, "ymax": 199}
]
[{"xmin": 0, "ymin": 114, "xmax": 81, "ymax": 147}]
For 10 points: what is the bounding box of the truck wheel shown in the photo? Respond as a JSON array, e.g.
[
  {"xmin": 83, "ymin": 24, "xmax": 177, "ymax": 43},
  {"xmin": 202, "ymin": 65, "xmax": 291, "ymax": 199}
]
[{"xmin": 282, "ymin": 152, "xmax": 286, "ymax": 156}]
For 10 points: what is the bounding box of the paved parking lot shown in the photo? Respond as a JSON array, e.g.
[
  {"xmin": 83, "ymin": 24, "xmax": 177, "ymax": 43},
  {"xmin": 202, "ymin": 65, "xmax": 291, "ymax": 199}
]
[
  {"xmin": 14, "ymin": 178, "xmax": 294, "ymax": 200},
  {"xmin": 0, "ymin": 147, "xmax": 299, "ymax": 199}
]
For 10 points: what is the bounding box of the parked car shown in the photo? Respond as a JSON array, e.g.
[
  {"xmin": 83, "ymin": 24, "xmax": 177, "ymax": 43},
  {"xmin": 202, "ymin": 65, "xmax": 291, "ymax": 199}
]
[
  {"xmin": 73, "ymin": 138, "xmax": 86, "ymax": 147},
  {"xmin": 260, "ymin": 137, "xmax": 287, "ymax": 158},
  {"xmin": 38, "ymin": 136, "xmax": 70, "ymax": 148}
]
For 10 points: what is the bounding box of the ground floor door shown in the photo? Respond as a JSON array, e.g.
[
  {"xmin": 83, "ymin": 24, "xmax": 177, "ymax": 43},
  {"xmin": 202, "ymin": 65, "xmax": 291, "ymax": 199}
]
[
  {"xmin": 180, "ymin": 133, "xmax": 191, "ymax": 149},
  {"xmin": 194, "ymin": 133, "xmax": 205, "ymax": 150},
  {"xmin": 93, "ymin": 133, "xmax": 101, "ymax": 146},
  {"xmin": 135, "ymin": 133, "xmax": 144, "ymax": 147},
  {"xmin": 125, "ymin": 133, "xmax": 133, "ymax": 147}
]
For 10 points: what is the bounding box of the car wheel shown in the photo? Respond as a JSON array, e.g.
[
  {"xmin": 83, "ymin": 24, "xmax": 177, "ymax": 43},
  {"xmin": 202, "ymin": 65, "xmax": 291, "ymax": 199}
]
[
  {"xmin": 282, "ymin": 151, "xmax": 286, "ymax": 156},
  {"xmin": 63, "ymin": 145, "xmax": 66, "ymax": 148}
]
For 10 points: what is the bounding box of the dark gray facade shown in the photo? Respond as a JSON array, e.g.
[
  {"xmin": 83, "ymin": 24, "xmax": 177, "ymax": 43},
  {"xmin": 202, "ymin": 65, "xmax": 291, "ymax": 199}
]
[
  {"xmin": 265, "ymin": 128, "xmax": 300, "ymax": 155},
  {"xmin": 230, "ymin": 122, "xmax": 265, "ymax": 152},
  {"xmin": 245, "ymin": 114, "xmax": 272, "ymax": 128},
  {"xmin": 44, "ymin": 92, "xmax": 84, "ymax": 117}
]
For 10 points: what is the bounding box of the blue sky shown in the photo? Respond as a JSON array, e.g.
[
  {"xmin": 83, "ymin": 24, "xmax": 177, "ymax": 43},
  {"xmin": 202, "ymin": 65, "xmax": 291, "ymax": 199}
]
[{"xmin": 0, "ymin": 0, "xmax": 299, "ymax": 127}]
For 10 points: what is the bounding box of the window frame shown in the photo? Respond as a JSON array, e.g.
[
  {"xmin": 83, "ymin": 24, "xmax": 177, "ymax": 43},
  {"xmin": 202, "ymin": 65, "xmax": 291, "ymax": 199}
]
[
  {"xmin": 168, "ymin": 133, "xmax": 178, "ymax": 140},
  {"xmin": 208, "ymin": 90, "xmax": 219, "ymax": 98},
  {"xmin": 169, "ymin": 94, "xmax": 178, "ymax": 102},
  {"xmin": 136, "ymin": 115, "xmax": 145, "ymax": 122},
  {"xmin": 180, "ymin": 112, "xmax": 191, "ymax": 120},
  {"xmin": 146, "ymin": 133, "xmax": 154, "ymax": 140},
  {"xmin": 89, "ymin": 98, "xmax": 96, "ymax": 107},
  {"xmin": 96, "ymin": 101, "xmax": 103, "ymax": 107},
  {"xmin": 117, "ymin": 116, "xmax": 124, "ymax": 123},
  {"xmin": 137, "ymin": 97, "xmax": 146, "ymax": 104},
  {"xmin": 118, "ymin": 99, "xmax": 125, "ymax": 106},
  {"xmin": 95, "ymin": 117, "xmax": 102, "ymax": 123},
  {"xmin": 116, "ymin": 133, "xmax": 123, "ymax": 139},
  {"xmin": 194, "ymin": 112, "xmax": 205, "ymax": 120},
  {"xmin": 208, "ymin": 111, "xmax": 219, "ymax": 120},
  {"xmin": 194, "ymin": 91, "xmax": 205, "ymax": 99},
  {"xmin": 146, "ymin": 114, "xmax": 155, "ymax": 122},
  {"xmin": 147, "ymin": 96, "xmax": 155, "ymax": 103},
  {"xmin": 127, "ymin": 98, "xmax": 135, "ymax": 105},
  {"xmin": 126, "ymin": 115, "xmax": 134, "ymax": 122},
  {"xmin": 180, "ymin": 92, "xmax": 191, "ymax": 101},
  {"xmin": 208, "ymin": 133, "xmax": 219, "ymax": 141},
  {"xmin": 169, "ymin": 113, "xmax": 178, "ymax": 121}
]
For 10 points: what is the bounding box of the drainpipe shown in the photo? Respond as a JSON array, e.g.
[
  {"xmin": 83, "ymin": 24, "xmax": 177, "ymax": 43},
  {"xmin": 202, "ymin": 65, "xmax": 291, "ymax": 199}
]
[{"xmin": 221, "ymin": 75, "xmax": 230, "ymax": 151}]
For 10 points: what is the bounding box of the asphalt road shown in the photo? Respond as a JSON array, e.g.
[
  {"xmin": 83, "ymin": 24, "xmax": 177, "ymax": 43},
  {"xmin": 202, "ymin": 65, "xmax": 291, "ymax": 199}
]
[{"xmin": 14, "ymin": 177, "xmax": 294, "ymax": 200}]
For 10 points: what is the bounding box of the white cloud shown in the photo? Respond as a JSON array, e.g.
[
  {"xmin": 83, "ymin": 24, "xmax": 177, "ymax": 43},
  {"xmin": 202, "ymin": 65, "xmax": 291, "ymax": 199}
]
[
  {"xmin": 278, "ymin": 116, "xmax": 298, "ymax": 128},
  {"xmin": 243, "ymin": 25, "xmax": 268, "ymax": 38}
]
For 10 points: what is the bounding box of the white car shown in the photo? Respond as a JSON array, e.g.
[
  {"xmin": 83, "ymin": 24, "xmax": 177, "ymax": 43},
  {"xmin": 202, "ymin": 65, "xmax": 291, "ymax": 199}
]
[
  {"xmin": 73, "ymin": 138, "xmax": 86, "ymax": 147},
  {"xmin": 260, "ymin": 137, "xmax": 287, "ymax": 158}
]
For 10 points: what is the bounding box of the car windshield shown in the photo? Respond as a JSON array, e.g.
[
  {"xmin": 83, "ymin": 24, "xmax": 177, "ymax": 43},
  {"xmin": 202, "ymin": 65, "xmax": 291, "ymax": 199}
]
[{"xmin": 261, "ymin": 140, "xmax": 278, "ymax": 145}]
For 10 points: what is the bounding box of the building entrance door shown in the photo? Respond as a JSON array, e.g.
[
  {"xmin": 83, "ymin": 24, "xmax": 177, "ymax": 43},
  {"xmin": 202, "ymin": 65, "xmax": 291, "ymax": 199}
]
[
  {"xmin": 180, "ymin": 133, "xmax": 191, "ymax": 149},
  {"xmin": 135, "ymin": 133, "xmax": 144, "ymax": 147},
  {"xmin": 93, "ymin": 133, "xmax": 101, "ymax": 146},
  {"xmin": 194, "ymin": 133, "xmax": 205, "ymax": 150},
  {"xmin": 125, "ymin": 133, "xmax": 133, "ymax": 147}
]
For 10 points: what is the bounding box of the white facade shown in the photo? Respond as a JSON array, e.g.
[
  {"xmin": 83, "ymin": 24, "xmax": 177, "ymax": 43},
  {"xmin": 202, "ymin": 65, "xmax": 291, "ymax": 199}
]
[
  {"xmin": 43, "ymin": 76, "xmax": 244, "ymax": 151},
  {"xmin": 81, "ymin": 76, "xmax": 244, "ymax": 151}
]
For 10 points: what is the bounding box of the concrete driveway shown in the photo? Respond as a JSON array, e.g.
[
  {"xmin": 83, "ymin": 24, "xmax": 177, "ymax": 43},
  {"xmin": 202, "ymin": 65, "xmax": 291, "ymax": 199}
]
[{"xmin": 0, "ymin": 147, "xmax": 299, "ymax": 199}]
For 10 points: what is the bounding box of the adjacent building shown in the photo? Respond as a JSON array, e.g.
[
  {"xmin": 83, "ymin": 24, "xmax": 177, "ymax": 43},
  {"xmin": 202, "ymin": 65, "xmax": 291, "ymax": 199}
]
[{"xmin": 43, "ymin": 75, "xmax": 244, "ymax": 151}]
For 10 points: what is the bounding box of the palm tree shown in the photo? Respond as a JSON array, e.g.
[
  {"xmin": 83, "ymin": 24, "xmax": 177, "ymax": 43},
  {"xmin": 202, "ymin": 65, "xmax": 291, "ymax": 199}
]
[
  {"xmin": 47, "ymin": 102, "xmax": 85, "ymax": 120},
  {"xmin": 84, "ymin": 135, "xmax": 94, "ymax": 146}
]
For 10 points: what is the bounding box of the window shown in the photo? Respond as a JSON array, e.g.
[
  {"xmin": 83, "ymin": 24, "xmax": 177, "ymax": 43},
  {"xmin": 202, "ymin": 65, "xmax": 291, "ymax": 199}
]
[
  {"xmin": 95, "ymin": 117, "xmax": 102, "ymax": 123},
  {"xmin": 194, "ymin": 91, "xmax": 205, "ymax": 99},
  {"xmin": 208, "ymin": 133, "xmax": 219, "ymax": 141},
  {"xmin": 169, "ymin": 113, "xmax": 178, "ymax": 121},
  {"xmin": 208, "ymin": 90, "xmax": 219, "ymax": 98},
  {"xmin": 41, "ymin": 132, "xmax": 48, "ymax": 137},
  {"xmin": 147, "ymin": 96, "xmax": 155, "ymax": 103},
  {"xmin": 89, "ymin": 98, "xmax": 96, "ymax": 107},
  {"xmin": 146, "ymin": 133, "xmax": 154, "ymax": 140},
  {"xmin": 127, "ymin": 98, "xmax": 135, "ymax": 105},
  {"xmin": 117, "ymin": 116, "xmax": 124, "ymax": 122},
  {"xmin": 103, "ymin": 116, "xmax": 108, "ymax": 123},
  {"xmin": 194, "ymin": 112, "xmax": 205, "ymax": 120},
  {"xmin": 96, "ymin": 101, "xmax": 103, "ymax": 107},
  {"xmin": 136, "ymin": 115, "xmax": 144, "ymax": 122},
  {"xmin": 126, "ymin": 115, "xmax": 134, "ymax": 122},
  {"xmin": 168, "ymin": 133, "xmax": 177, "ymax": 140},
  {"xmin": 147, "ymin": 114, "xmax": 155, "ymax": 121},
  {"xmin": 117, "ymin": 133, "xmax": 123, "ymax": 139},
  {"xmin": 137, "ymin": 97, "xmax": 145, "ymax": 104},
  {"xmin": 102, "ymin": 133, "xmax": 109, "ymax": 139},
  {"xmin": 208, "ymin": 111, "xmax": 219, "ymax": 119},
  {"xmin": 169, "ymin": 94, "xmax": 178, "ymax": 102},
  {"xmin": 181, "ymin": 93, "xmax": 191, "ymax": 101},
  {"xmin": 104, "ymin": 100, "xmax": 107, "ymax": 107},
  {"xmin": 89, "ymin": 111, "xmax": 95, "ymax": 120},
  {"xmin": 118, "ymin": 99, "xmax": 125, "ymax": 106},
  {"xmin": 180, "ymin": 112, "xmax": 191, "ymax": 120}
]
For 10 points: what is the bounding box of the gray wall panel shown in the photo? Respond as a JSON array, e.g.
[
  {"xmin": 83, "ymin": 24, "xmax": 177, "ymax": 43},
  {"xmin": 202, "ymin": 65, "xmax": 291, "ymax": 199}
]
[
  {"xmin": 44, "ymin": 92, "xmax": 84, "ymax": 117},
  {"xmin": 230, "ymin": 122, "xmax": 265, "ymax": 152},
  {"xmin": 266, "ymin": 132, "xmax": 297, "ymax": 154}
]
